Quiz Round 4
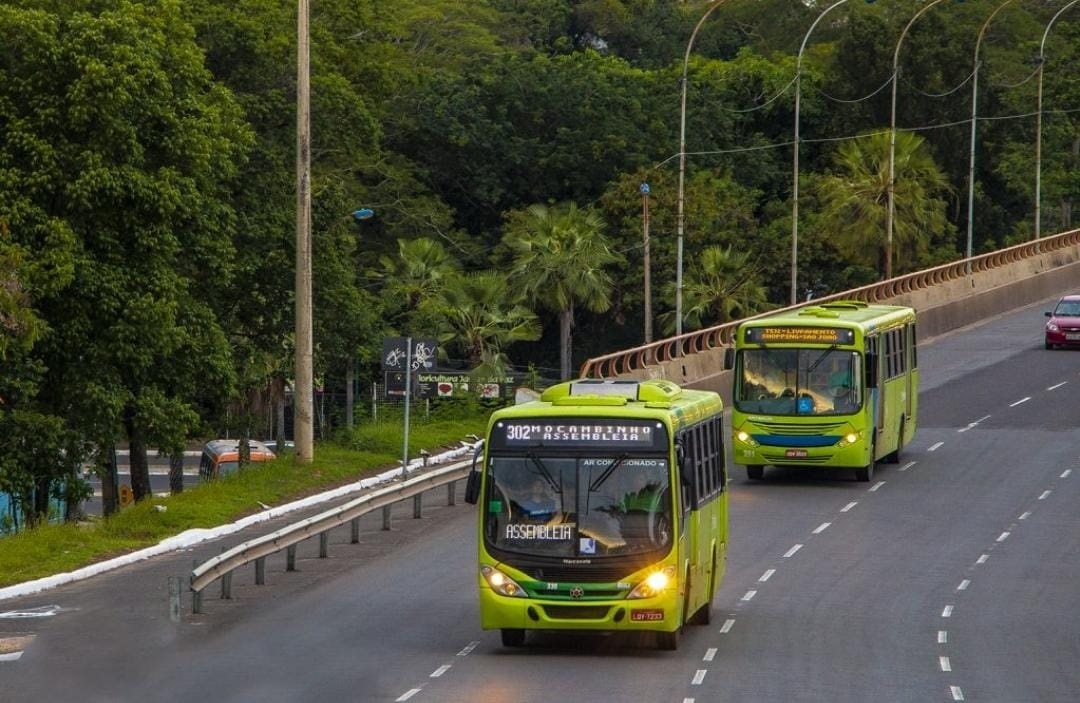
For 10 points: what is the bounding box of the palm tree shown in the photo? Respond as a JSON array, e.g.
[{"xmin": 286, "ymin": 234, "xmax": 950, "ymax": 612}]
[
  {"xmin": 658, "ymin": 245, "xmax": 767, "ymax": 335},
  {"xmin": 815, "ymin": 131, "xmax": 953, "ymax": 277},
  {"xmin": 373, "ymin": 237, "xmax": 461, "ymax": 324},
  {"xmin": 502, "ymin": 203, "xmax": 622, "ymax": 379},
  {"xmin": 421, "ymin": 270, "xmax": 541, "ymax": 370}
]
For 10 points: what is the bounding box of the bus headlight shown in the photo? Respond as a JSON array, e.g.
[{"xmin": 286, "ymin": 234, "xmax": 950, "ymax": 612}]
[
  {"xmin": 836, "ymin": 432, "xmax": 859, "ymax": 448},
  {"xmin": 735, "ymin": 430, "xmax": 758, "ymax": 447},
  {"xmin": 481, "ymin": 565, "xmax": 528, "ymax": 598},
  {"xmin": 627, "ymin": 566, "xmax": 676, "ymax": 600}
]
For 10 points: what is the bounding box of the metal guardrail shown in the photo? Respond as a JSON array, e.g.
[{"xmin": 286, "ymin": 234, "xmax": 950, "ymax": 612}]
[
  {"xmin": 187, "ymin": 459, "xmax": 473, "ymax": 613},
  {"xmin": 578, "ymin": 228, "xmax": 1080, "ymax": 379}
]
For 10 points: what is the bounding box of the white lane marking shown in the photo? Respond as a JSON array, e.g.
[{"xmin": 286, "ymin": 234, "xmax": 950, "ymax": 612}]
[
  {"xmin": 396, "ymin": 689, "xmax": 422, "ymax": 701},
  {"xmin": 0, "ymin": 605, "xmax": 64, "ymax": 619},
  {"xmin": 997, "ymin": 532, "xmax": 1011, "ymax": 543},
  {"xmin": 692, "ymin": 669, "xmax": 707, "ymax": 685},
  {"xmin": 0, "ymin": 651, "xmax": 23, "ymax": 662},
  {"xmin": 430, "ymin": 665, "xmax": 451, "ymax": 678},
  {"xmin": 841, "ymin": 501, "xmax": 858, "ymax": 512},
  {"xmin": 1039, "ymin": 490, "xmax": 1052, "ymax": 500},
  {"xmin": 1019, "ymin": 511, "xmax": 1031, "ymax": 520},
  {"xmin": 899, "ymin": 460, "xmax": 916, "ymax": 471},
  {"xmin": 720, "ymin": 618, "xmax": 735, "ymax": 634},
  {"xmin": 942, "ymin": 605, "xmax": 954, "ymax": 617},
  {"xmin": 783, "ymin": 544, "xmax": 803, "ymax": 558},
  {"xmin": 759, "ymin": 569, "xmax": 775, "ymax": 582},
  {"xmin": 741, "ymin": 590, "xmax": 757, "ymax": 602},
  {"xmin": 869, "ymin": 481, "xmax": 885, "ymax": 492},
  {"xmin": 940, "ymin": 656, "xmax": 952, "ymax": 672},
  {"xmin": 704, "ymin": 648, "xmax": 717, "ymax": 662},
  {"xmin": 813, "ymin": 522, "xmax": 831, "ymax": 534},
  {"xmin": 928, "ymin": 441, "xmax": 945, "ymax": 452},
  {"xmin": 938, "ymin": 630, "xmax": 948, "ymax": 644},
  {"xmin": 976, "ymin": 554, "xmax": 989, "ymax": 565},
  {"xmin": 683, "ymin": 698, "xmax": 695, "ymax": 703},
  {"xmin": 957, "ymin": 580, "xmax": 970, "ymax": 591},
  {"xmin": 951, "ymin": 685, "xmax": 965, "ymax": 701},
  {"xmin": 1047, "ymin": 381, "xmax": 1067, "ymax": 391},
  {"xmin": 457, "ymin": 641, "xmax": 479, "ymax": 656},
  {"xmin": 959, "ymin": 414, "xmax": 989, "ymax": 431},
  {"xmin": 1062, "ymin": 469, "xmax": 1072, "ymax": 479},
  {"xmin": 1009, "ymin": 397, "xmax": 1031, "ymax": 407}
]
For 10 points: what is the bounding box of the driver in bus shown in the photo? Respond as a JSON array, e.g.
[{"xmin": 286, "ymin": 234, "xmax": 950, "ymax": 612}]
[
  {"xmin": 828, "ymin": 364, "xmax": 855, "ymax": 411},
  {"xmin": 519, "ymin": 479, "xmax": 558, "ymax": 520}
]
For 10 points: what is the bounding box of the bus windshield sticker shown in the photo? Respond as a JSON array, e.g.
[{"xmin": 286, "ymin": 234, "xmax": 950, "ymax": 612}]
[
  {"xmin": 747, "ymin": 326, "xmax": 854, "ymax": 345},
  {"xmin": 580, "ymin": 537, "xmax": 597, "ymax": 554}
]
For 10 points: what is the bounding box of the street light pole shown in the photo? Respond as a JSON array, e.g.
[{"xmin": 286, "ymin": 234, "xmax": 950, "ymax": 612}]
[
  {"xmin": 295, "ymin": 0, "xmax": 314, "ymax": 463},
  {"xmin": 641, "ymin": 182, "xmax": 653, "ymax": 344},
  {"xmin": 677, "ymin": 0, "xmax": 727, "ymax": 339},
  {"xmin": 1034, "ymin": 0, "xmax": 1079, "ymax": 240},
  {"xmin": 967, "ymin": 0, "xmax": 1019, "ymax": 270},
  {"xmin": 886, "ymin": 0, "xmax": 950, "ymax": 281},
  {"xmin": 792, "ymin": 0, "xmax": 852, "ymax": 305}
]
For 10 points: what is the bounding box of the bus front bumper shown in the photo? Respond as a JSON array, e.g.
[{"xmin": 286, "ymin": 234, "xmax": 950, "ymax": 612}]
[{"xmin": 479, "ymin": 587, "xmax": 680, "ymax": 633}]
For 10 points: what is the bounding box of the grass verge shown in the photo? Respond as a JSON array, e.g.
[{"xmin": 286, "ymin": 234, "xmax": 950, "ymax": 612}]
[{"xmin": 0, "ymin": 413, "xmax": 489, "ymax": 589}]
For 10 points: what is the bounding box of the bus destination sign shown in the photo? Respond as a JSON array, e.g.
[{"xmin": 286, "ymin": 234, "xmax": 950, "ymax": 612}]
[
  {"xmin": 492, "ymin": 419, "xmax": 664, "ymax": 450},
  {"xmin": 745, "ymin": 326, "xmax": 854, "ymax": 345}
]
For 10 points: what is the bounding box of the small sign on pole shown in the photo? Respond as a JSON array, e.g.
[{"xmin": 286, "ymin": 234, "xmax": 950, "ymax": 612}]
[{"xmin": 382, "ymin": 337, "xmax": 437, "ymax": 477}]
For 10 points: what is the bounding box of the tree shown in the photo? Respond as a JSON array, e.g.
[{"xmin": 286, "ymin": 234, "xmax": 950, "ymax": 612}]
[
  {"xmin": 420, "ymin": 270, "xmax": 541, "ymax": 370},
  {"xmin": 0, "ymin": 0, "xmax": 250, "ymax": 505},
  {"xmin": 502, "ymin": 203, "xmax": 622, "ymax": 379},
  {"xmin": 814, "ymin": 131, "xmax": 955, "ymax": 278},
  {"xmin": 657, "ymin": 245, "xmax": 767, "ymax": 335}
]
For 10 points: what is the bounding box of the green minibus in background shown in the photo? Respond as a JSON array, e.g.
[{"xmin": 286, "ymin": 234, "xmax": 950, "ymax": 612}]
[{"xmin": 728, "ymin": 301, "xmax": 918, "ymax": 482}]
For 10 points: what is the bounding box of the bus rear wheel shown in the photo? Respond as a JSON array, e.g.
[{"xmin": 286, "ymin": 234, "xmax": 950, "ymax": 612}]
[
  {"xmin": 747, "ymin": 466, "xmax": 764, "ymax": 480},
  {"xmin": 500, "ymin": 628, "xmax": 526, "ymax": 647}
]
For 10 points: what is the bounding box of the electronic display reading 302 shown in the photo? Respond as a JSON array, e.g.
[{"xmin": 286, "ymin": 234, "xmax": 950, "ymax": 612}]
[
  {"xmin": 494, "ymin": 419, "xmax": 663, "ymax": 449},
  {"xmin": 746, "ymin": 326, "xmax": 854, "ymax": 345}
]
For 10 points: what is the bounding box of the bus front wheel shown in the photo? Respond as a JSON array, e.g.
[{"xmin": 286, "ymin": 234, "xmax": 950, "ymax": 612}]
[
  {"xmin": 500, "ymin": 628, "xmax": 526, "ymax": 647},
  {"xmin": 657, "ymin": 628, "xmax": 680, "ymax": 651},
  {"xmin": 747, "ymin": 466, "xmax": 764, "ymax": 480}
]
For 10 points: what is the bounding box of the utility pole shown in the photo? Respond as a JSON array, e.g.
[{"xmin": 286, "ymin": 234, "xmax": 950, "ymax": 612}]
[
  {"xmin": 641, "ymin": 182, "xmax": 652, "ymax": 344},
  {"xmin": 295, "ymin": 0, "xmax": 314, "ymax": 463}
]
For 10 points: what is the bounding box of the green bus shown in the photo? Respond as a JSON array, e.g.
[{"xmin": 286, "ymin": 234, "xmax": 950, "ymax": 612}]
[
  {"xmin": 727, "ymin": 301, "xmax": 918, "ymax": 482},
  {"xmin": 464, "ymin": 379, "xmax": 728, "ymax": 650}
]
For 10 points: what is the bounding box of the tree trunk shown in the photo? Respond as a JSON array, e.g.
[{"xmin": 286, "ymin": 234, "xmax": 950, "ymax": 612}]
[
  {"xmin": 169, "ymin": 451, "xmax": 184, "ymax": 494},
  {"xmin": 560, "ymin": 308, "xmax": 574, "ymax": 380},
  {"xmin": 273, "ymin": 376, "xmax": 287, "ymax": 445},
  {"xmin": 346, "ymin": 357, "xmax": 355, "ymax": 430},
  {"xmin": 124, "ymin": 414, "xmax": 152, "ymax": 502},
  {"xmin": 100, "ymin": 442, "xmax": 119, "ymax": 517}
]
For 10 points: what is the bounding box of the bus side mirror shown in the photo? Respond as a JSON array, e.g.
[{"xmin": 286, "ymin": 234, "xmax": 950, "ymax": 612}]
[
  {"xmin": 723, "ymin": 347, "xmax": 734, "ymax": 370},
  {"xmin": 464, "ymin": 442, "xmax": 484, "ymax": 505},
  {"xmin": 865, "ymin": 353, "xmax": 878, "ymax": 388}
]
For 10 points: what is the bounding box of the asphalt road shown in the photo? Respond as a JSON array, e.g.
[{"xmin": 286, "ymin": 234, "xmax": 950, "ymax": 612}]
[{"xmin": 2, "ymin": 297, "xmax": 1077, "ymax": 703}]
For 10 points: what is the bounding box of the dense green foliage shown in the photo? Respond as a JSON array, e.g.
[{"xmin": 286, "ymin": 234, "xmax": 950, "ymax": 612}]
[{"xmin": 1, "ymin": 0, "xmax": 1076, "ymax": 526}]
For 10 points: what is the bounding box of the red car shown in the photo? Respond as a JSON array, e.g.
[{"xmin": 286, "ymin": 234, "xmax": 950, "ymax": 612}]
[{"xmin": 1045, "ymin": 294, "xmax": 1080, "ymax": 349}]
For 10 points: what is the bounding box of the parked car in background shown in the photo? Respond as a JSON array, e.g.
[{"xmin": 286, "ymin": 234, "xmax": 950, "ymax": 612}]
[
  {"xmin": 1044, "ymin": 294, "xmax": 1080, "ymax": 349},
  {"xmin": 199, "ymin": 439, "xmax": 276, "ymax": 480}
]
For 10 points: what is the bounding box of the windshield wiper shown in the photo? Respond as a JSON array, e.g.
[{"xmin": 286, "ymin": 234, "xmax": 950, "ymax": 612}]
[
  {"xmin": 588, "ymin": 453, "xmax": 629, "ymax": 493},
  {"xmin": 807, "ymin": 344, "xmax": 838, "ymax": 374},
  {"xmin": 526, "ymin": 453, "xmax": 561, "ymax": 494}
]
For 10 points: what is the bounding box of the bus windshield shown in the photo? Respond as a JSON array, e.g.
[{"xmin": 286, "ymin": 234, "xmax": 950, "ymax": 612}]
[
  {"xmin": 484, "ymin": 454, "xmax": 672, "ymax": 558},
  {"xmin": 735, "ymin": 348, "xmax": 861, "ymax": 416}
]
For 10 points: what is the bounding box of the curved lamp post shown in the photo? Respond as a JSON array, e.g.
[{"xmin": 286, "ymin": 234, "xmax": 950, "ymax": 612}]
[
  {"xmin": 966, "ymin": 0, "xmax": 1020, "ymax": 270},
  {"xmin": 676, "ymin": 0, "xmax": 728, "ymax": 338},
  {"xmin": 791, "ymin": 0, "xmax": 857, "ymax": 305},
  {"xmin": 885, "ymin": 0, "xmax": 951, "ymax": 281},
  {"xmin": 1034, "ymin": 0, "xmax": 1079, "ymax": 240}
]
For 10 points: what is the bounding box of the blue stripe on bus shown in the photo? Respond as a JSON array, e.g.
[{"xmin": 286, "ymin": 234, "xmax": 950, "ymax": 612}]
[{"xmin": 752, "ymin": 435, "xmax": 840, "ymax": 448}]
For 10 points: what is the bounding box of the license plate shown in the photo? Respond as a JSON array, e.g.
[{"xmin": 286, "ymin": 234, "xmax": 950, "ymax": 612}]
[
  {"xmin": 630, "ymin": 609, "xmax": 664, "ymax": 622},
  {"xmin": 785, "ymin": 449, "xmax": 808, "ymax": 458},
  {"xmin": 1066, "ymin": 333, "xmax": 1080, "ymax": 341}
]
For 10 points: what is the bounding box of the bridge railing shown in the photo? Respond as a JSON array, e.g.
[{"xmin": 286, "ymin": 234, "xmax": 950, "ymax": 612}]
[{"xmin": 579, "ymin": 229, "xmax": 1080, "ymax": 380}]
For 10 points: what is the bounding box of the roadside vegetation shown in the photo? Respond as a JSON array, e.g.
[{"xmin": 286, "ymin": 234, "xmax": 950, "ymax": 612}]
[{"xmin": 0, "ymin": 410, "xmax": 489, "ymax": 589}]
